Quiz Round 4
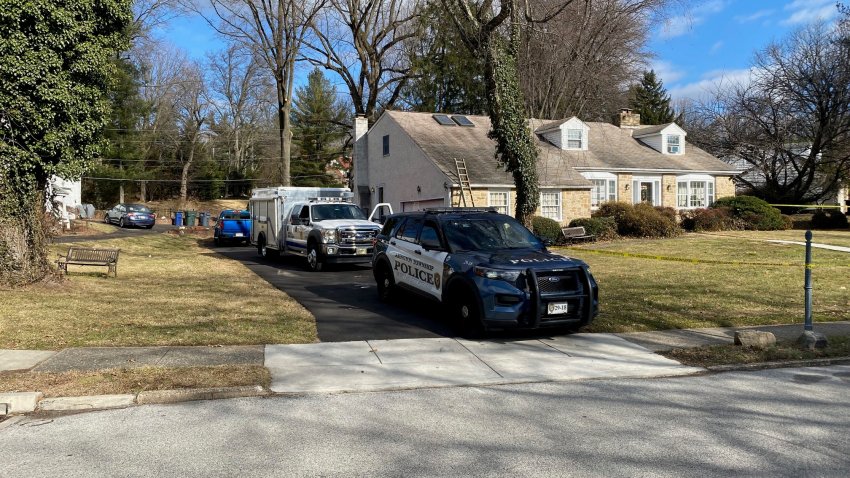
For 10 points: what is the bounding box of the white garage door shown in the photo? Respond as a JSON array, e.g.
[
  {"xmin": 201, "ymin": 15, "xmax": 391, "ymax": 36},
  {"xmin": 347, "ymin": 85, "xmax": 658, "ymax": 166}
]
[{"xmin": 401, "ymin": 198, "xmax": 445, "ymax": 212}]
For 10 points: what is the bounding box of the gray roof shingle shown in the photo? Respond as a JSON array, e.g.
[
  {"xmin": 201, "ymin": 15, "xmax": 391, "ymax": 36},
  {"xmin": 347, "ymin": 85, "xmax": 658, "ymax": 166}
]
[{"xmin": 383, "ymin": 111, "xmax": 737, "ymax": 189}]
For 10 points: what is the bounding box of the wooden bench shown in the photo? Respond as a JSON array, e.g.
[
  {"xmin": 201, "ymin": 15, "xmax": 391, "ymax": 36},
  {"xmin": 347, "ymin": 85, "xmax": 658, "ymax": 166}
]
[
  {"xmin": 57, "ymin": 247, "xmax": 120, "ymax": 277},
  {"xmin": 561, "ymin": 226, "xmax": 595, "ymax": 244}
]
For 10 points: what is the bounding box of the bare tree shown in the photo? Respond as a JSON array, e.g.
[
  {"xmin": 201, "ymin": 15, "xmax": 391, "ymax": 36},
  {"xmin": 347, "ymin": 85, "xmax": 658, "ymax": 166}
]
[
  {"xmin": 175, "ymin": 62, "xmax": 210, "ymax": 205},
  {"xmin": 521, "ymin": 0, "xmax": 662, "ymax": 121},
  {"xmin": 690, "ymin": 22, "xmax": 850, "ymax": 203},
  {"xmin": 304, "ymin": 0, "xmax": 421, "ymax": 120},
  {"xmin": 438, "ymin": 0, "xmax": 583, "ymax": 225},
  {"xmin": 208, "ymin": 45, "xmax": 270, "ymax": 183},
  {"xmin": 195, "ymin": 0, "xmax": 326, "ymax": 186}
]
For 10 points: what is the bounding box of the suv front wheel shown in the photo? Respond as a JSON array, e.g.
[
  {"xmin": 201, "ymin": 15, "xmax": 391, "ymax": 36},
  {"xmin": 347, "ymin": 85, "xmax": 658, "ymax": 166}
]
[
  {"xmin": 375, "ymin": 262, "xmax": 396, "ymax": 302},
  {"xmin": 450, "ymin": 287, "xmax": 485, "ymax": 339}
]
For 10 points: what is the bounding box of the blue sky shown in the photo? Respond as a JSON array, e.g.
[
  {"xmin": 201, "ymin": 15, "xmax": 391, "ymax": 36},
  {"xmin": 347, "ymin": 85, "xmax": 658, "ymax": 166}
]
[
  {"xmin": 156, "ymin": 0, "xmax": 843, "ymax": 102},
  {"xmin": 651, "ymin": 0, "xmax": 842, "ymax": 100}
]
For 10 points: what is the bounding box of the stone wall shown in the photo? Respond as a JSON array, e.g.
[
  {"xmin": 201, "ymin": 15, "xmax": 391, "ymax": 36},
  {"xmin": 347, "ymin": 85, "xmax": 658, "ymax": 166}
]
[
  {"xmin": 451, "ymin": 187, "xmax": 591, "ymax": 226},
  {"xmin": 617, "ymin": 174, "xmax": 633, "ymax": 204},
  {"xmin": 715, "ymin": 176, "xmax": 736, "ymax": 199},
  {"xmin": 662, "ymin": 175, "xmax": 677, "ymax": 208}
]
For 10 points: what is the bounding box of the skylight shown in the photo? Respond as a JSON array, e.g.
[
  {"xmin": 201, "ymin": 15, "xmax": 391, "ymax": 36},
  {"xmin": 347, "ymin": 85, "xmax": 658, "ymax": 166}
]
[
  {"xmin": 452, "ymin": 115, "xmax": 474, "ymax": 127},
  {"xmin": 432, "ymin": 114, "xmax": 455, "ymax": 126}
]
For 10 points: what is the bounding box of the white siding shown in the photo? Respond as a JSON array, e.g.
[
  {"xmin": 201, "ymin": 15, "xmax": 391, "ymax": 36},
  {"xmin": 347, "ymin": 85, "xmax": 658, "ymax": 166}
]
[
  {"xmin": 365, "ymin": 115, "xmax": 452, "ymax": 215},
  {"xmin": 640, "ymin": 134, "xmax": 663, "ymax": 153}
]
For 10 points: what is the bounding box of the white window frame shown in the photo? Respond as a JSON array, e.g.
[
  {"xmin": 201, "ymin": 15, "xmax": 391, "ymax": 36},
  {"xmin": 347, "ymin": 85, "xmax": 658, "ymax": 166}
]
[
  {"xmin": 666, "ymin": 135, "xmax": 681, "ymax": 154},
  {"xmin": 632, "ymin": 176, "xmax": 662, "ymax": 206},
  {"xmin": 488, "ymin": 189, "xmax": 510, "ymax": 216},
  {"xmin": 676, "ymin": 174, "xmax": 716, "ymax": 209},
  {"xmin": 566, "ymin": 129, "xmax": 583, "ymax": 150},
  {"xmin": 539, "ymin": 190, "xmax": 562, "ymax": 221},
  {"xmin": 581, "ymin": 172, "xmax": 617, "ymax": 209}
]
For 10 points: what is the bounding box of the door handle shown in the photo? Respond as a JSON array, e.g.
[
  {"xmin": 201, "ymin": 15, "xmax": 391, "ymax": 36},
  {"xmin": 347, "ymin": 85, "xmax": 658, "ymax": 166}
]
[{"xmin": 414, "ymin": 249, "xmax": 421, "ymax": 255}]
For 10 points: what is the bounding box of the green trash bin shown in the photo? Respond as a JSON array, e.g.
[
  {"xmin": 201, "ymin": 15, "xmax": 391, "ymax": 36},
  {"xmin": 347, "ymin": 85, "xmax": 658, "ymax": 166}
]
[{"xmin": 184, "ymin": 210, "xmax": 197, "ymax": 227}]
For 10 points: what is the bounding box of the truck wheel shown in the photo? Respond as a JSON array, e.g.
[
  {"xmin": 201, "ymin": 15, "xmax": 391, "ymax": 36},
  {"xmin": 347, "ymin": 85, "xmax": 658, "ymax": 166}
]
[
  {"xmin": 452, "ymin": 289, "xmax": 485, "ymax": 339},
  {"xmin": 375, "ymin": 263, "xmax": 396, "ymax": 302},
  {"xmin": 213, "ymin": 235, "xmax": 220, "ymax": 246},
  {"xmin": 306, "ymin": 243, "xmax": 324, "ymax": 272}
]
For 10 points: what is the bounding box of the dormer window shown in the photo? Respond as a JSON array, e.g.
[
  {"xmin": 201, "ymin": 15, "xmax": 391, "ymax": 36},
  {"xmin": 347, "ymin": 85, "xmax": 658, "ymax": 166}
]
[
  {"xmin": 567, "ymin": 129, "xmax": 583, "ymax": 149},
  {"xmin": 667, "ymin": 135, "xmax": 681, "ymax": 154}
]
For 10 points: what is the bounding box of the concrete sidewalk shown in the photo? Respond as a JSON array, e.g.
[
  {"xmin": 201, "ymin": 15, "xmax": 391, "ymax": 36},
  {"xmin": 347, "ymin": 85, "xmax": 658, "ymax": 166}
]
[
  {"xmin": 264, "ymin": 335, "xmax": 701, "ymax": 394},
  {"xmin": 2, "ymin": 321, "xmax": 848, "ymax": 397}
]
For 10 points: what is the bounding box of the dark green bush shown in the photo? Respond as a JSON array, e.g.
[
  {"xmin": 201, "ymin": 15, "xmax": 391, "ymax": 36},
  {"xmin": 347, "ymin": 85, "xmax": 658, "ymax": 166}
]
[
  {"xmin": 712, "ymin": 196, "xmax": 788, "ymax": 230},
  {"xmin": 569, "ymin": 217, "xmax": 619, "ymax": 241},
  {"xmin": 811, "ymin": 209, "xmax": 849, "ymax": 229},
  {"xmin": 680, "ymin": 207, "xmax": 738, "ymax": 232},
  {"xmin": 531, "ymin": 216, "xmax": 562, "ymax": 244}
]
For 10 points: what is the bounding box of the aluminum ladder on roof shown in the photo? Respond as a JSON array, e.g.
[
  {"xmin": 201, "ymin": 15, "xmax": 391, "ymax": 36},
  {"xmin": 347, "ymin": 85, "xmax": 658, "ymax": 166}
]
[{"xmin": 454, "ymin": 158, "xmax": 475, "ymax": 207}]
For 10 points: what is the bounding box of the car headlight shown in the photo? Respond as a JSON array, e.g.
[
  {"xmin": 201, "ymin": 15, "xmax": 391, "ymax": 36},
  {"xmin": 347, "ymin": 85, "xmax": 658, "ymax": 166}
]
[
  {"xmin": 474, "ymin": 266, "xmax": 521, "ymax": 283},
  {"xmin": 321, "ymin": 229, "xmax": 337, "ymax": 244}
]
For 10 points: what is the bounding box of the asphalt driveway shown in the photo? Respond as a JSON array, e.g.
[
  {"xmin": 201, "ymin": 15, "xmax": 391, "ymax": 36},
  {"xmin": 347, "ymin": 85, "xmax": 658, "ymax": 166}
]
[{"xmin": 212, "ymin": 245, "xmax": 455, "ymax": 342}]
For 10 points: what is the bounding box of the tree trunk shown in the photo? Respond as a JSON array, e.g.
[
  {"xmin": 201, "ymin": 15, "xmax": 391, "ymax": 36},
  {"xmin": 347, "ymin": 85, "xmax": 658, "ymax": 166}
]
[
  {"xmin": 180, "ymin": 144, "xmax": 195, "ymax": 207},
  {"xmin": 0, "ymin": 175, "xmax": 53, "ymax": 286},
  {"xmin": 139, "ymin": 180, "xmax": 146, "ymax": 202}
]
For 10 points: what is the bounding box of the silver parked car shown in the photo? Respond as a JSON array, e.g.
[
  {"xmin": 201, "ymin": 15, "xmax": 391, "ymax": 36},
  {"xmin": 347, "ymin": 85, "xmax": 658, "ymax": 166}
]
[{"xmin": 104, "ymin": 203, "xmax": 156, "ymax": 229}]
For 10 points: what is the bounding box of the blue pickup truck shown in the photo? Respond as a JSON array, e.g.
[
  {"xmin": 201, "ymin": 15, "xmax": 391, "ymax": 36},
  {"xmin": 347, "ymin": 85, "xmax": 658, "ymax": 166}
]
[{"xmin": 214, "ymin": 210, "xmax": 251, "ymax": 246}]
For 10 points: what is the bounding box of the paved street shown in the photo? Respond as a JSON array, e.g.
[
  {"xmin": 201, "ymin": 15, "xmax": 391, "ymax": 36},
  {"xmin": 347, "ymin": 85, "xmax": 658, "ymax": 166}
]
[{"xmin": 2, "ymin": 365, "xmax": 848, "ymax": 477}]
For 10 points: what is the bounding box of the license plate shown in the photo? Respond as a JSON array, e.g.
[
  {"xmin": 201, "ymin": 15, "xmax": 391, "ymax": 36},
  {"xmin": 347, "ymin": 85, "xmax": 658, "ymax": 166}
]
[
  {"xmin": 234, "ymin": 233, "xmax": 244, "ymax": 237},
  {"xmin": 547, "ymin": 302, "xmax": 571, "ymax": 315},
  {"xmin": 357, "ymin": 247, "xmax": 368, "ymax": 255}
]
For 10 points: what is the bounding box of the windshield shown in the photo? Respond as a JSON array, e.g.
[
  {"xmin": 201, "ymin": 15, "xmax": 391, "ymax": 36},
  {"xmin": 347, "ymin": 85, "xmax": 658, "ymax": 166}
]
[
  {"xmin": 442, "ymin": 216, "xmax": 543, "ymax": 252},
  {"xmin": 311, "ymin": 204, "xmax": 366, "ymax": 221},
  {"xmin": 222, "ymin": 211, "xmax": 250, "ymax": 219},
  {"xmin": 126, "ymin": 205, "xmax": 151, "ymax": 213}
]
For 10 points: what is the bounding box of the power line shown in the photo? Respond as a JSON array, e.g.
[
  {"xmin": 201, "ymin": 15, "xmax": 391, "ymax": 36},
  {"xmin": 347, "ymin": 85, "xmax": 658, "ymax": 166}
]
[{"xmin": 81, "ymin": 174, "xmax": 338, "ymax": 182}]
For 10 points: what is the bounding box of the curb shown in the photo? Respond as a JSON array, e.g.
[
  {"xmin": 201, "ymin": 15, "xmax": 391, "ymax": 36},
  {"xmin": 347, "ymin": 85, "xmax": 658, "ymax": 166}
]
[
  {"xmin": 705, "ymin": 356, "xmax": 850, "ymax": 373},
  {"xmin": 136, "ymin": 385, "xmax": 269, "ymax": 405},
  {"xmin": 1, "ymin": 386, "xmax": 271, "ymax": 416}
]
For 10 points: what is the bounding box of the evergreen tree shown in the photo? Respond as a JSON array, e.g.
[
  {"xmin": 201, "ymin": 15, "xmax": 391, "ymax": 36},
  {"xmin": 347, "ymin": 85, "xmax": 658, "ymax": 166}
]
[
  {"xmin": 291, "ymin": 68, "xmax": 348, "ymax": 187},
  {"xmin": 401, "ymin": 2, "xmax": 486, "ymax": 115},
  {"xmin": 630, "ymin": 70, "xmax": 676, "ymax": 125}
]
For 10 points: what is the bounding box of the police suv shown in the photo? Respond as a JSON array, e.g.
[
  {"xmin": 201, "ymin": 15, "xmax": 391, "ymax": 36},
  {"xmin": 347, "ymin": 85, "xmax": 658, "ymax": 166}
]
[{"xmin": 372, "ymin": 208, "xmax": 599, "ymax": 334}]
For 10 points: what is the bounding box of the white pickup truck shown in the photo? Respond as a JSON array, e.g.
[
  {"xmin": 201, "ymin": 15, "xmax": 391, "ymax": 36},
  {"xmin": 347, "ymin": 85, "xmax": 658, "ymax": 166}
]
[{"xmin": 249, "ymin": 186, "xmax": 391, "ymax": 271}]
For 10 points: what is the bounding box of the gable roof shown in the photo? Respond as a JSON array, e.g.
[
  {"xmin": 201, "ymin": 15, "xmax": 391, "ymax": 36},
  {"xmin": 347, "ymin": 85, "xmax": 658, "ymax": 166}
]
[
  {"xmin": 384, "ymin": 111, "xmax": 592, "ymax": 188},
  {"xmin": 380, "ymin": 111, "xmax": 738, "ymax": 189}
]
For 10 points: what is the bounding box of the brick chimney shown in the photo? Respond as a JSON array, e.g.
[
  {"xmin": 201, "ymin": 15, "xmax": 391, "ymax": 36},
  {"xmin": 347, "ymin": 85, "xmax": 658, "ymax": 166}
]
[{"xmin": 613, "ymin": 108, "xmax": 641, "ymax": 129}]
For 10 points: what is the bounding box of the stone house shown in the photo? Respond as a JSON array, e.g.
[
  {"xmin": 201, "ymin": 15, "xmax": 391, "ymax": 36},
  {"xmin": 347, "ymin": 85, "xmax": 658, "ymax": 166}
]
[{"xmin": 352, "ymin": 109, "xmax": 739, "ymax": 224}]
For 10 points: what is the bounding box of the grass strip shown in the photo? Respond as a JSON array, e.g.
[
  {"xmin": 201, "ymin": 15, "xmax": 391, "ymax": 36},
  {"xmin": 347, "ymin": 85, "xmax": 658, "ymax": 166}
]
[
  {"xmin": 660, "ymin": 336, "xmax": 850, "ymax": 368},
  {"xmin": 0, "ymin": 364, "xmax": 270, "ymax": 398}
]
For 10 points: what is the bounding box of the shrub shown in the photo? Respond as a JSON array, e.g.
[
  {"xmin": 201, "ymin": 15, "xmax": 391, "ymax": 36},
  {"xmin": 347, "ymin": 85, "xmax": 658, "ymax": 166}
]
[
  {"xmin": 619, "ymin": 203, "xmax": 681, "ymax": 238},
  {"xmin": 811, "ymin": 209, "xmax": 849, "ymax": 229},
  {"xmin": 531, "ymin": 215, "xmax": 562, "ymax": 244},
  {"xmin": 712, "ymin": 196, "xmax": 788, "ymax": 230},
  {"xmin": 654, "ymin": 206, "xmax": 678, "ymax": 223},
  {"xmin": 593, "ymin": 201, "xmax": 632, "ymax": 223},
  {"xmin": 680, "ymin": 207, "xmax": 737, "ymax": 232},
  {"xmin": 569, "ymin": 217, "xmax": 619, "ymax": 241}
]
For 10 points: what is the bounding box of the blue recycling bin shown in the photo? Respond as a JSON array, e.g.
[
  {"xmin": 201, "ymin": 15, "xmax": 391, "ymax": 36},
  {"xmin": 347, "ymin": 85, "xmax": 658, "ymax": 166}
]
[{"xmin": 173, "ymin": 210, "xmax": 184, "ymax": 226}]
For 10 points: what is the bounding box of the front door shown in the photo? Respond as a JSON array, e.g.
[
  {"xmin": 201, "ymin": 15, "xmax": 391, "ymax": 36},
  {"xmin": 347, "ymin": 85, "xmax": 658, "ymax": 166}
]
[{"xmin": 639, "ymin": 182, "xmax": 654, "ymax": 204}]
